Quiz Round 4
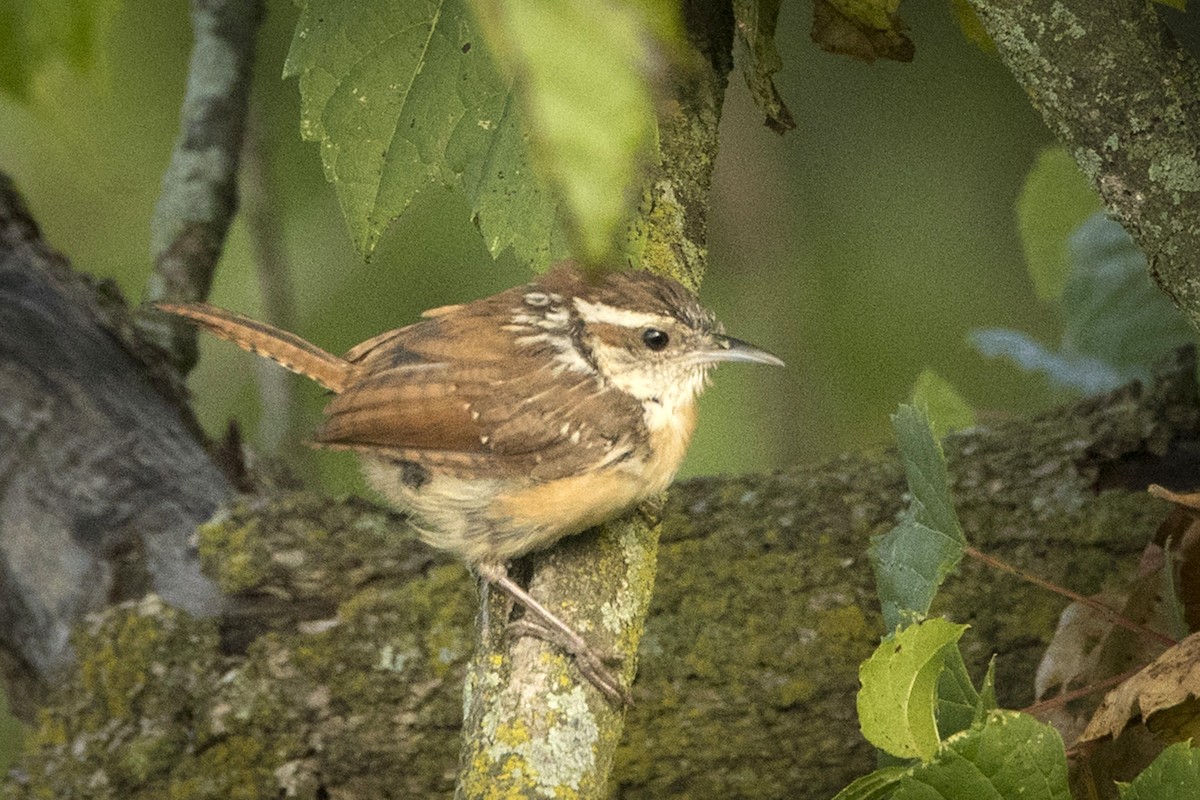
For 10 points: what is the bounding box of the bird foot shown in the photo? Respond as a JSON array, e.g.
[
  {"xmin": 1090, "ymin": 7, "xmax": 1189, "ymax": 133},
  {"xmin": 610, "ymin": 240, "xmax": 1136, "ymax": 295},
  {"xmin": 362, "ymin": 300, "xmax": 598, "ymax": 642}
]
[
  {"xmin": 505, "ymin": 618, "xmax": 631, "ymax": 705},
  {"xmin": 478, "ymin": 561, "xmax": 631, "ymax": 705}
]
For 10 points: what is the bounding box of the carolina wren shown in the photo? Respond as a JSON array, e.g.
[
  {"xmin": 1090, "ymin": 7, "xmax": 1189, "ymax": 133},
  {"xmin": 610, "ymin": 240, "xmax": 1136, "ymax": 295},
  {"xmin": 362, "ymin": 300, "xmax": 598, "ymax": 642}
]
[{"xmin": 160, "ymin": 264, "xmax": 782, "ymax": 701}]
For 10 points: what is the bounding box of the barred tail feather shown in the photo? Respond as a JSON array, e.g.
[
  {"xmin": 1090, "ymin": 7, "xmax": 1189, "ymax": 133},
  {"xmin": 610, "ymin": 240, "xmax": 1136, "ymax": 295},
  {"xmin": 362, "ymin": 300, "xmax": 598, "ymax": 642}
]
[{"xmin": 156, "ymin": 302, "xmax": 355, "ymax": 393}]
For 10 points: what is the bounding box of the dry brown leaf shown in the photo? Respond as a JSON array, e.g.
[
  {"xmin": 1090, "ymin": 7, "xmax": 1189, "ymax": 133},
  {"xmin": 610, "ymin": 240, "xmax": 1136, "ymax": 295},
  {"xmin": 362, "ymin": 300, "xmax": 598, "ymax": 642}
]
[
  {"xmin": 1081, "ymin": 632, "xmax": 1200, "ymax": 743},
  {"xmin": 1148, "ymin": 488, "xmax": 1200, "ymax": 631},
  {"xmin": 1148, "ymin": 485, "xmax": 1200, "ymax": 512},
  {"xmin": 1033, "ymin": 539, "xmax": 1173, "ymax": 747},
  {"xmin": 1036, "ymin": 597, "xmax": 1120, "ymax": 701},
  {"xmin": 733, "ymin": 0, "xmax": 796, "ymax": 133},
  {"xmin": 810, "ymin": 0, "xmax": 914, "ymax": 64}
]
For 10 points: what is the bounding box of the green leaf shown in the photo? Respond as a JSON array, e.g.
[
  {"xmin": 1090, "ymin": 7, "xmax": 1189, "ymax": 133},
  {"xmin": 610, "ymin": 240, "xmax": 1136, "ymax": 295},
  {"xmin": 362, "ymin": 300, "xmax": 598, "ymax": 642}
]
[
  {"xmin": 0, "ymin": 0, "xmax": 117, "ymax": 102},
  {"xmin": 891, "ymin": 711, "xmax": 1070, "ymax": 800},
  {"xmin": 831, "ymin": 766, "xmax": 912, "ymax": 800},
  {"xmin": 284, "ymin": 0, "xmax": 564, "ymax": 267},
  {"xmin": 973, "ymin": 657, "xmax": 997, "ymax": 725},
  {"xmin": 733, "ymin": 0, "xmax": 795, "ymax": 133},
  {"xmin": 892, "ymin": 405, "xmax": 961, "ymax": 541},
  {"xmin": 946, "ymin": 0, "xmax": 994, "ymax": 52},
  {"xmin": 472, "ymin": 0, "xmax": 677, "ymax": 265},
  {"xmin": 1119, "ymin": 741, "xmax": 1200, "ymax": 799},
  {"xmin": 911, "ymin": 370, "xmax": 975, "ymax": 439},
  {"xmin": 1016, "ymin": 146, "xmax": 1103, "ymax": 301},
  {"xmin": 454, "ymin": 92, "xmax": 571, "ymax": 269},
  {"xmin": 935, "ymin": 647, "xmax": 979, "ymax": 740},
  {"xmin": 972, "ymin": 212, "xmax": 1194, "ymax": 394},
  {"xmin": 871, "ymin": 405, "xmax": 966, "ymax": 631},
  {"xmin": 1153, "ymin": 0, "xmax": 1186, "ymax": 10},
  {"xmin": 858, "ymin": 618, "xmax": 968, "ymax": 761},
  {"xmin": 1060, "ymin": 213, "xmax": 1194, "ymax": 381},
  {"xmin": 938, "ymin": 652, "xmax": 997, "ymax": 740}
]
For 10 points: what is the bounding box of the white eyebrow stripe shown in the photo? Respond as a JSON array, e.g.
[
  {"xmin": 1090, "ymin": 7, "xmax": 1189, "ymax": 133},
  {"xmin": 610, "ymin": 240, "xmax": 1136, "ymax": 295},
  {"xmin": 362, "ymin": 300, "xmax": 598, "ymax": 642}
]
[{"xmin": 573, "ymin": 297, "xmax": 672, "ymax": 329}]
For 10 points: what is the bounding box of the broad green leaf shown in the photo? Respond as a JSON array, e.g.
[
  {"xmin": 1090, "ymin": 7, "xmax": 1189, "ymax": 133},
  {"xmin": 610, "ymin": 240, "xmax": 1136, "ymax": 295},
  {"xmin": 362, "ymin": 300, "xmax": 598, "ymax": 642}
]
[
  {"xmin": 831, "ymin": 766, "xmax": 911, "ymax": 800},
  {"xmin": 871, "ymin": 405, "xmax": 966, "ymax": 631},
  {"xmin": 284, "ymin": 0, "xmax": 564, "ymax": 267},
  {"xmin": 871, "ymin": 511, "xmax": 958, "ymax": 632},
  {"xmin": 892, "ymin": 405, "xmax": 961, "ymax": 541},
  {"xmin": 0, "ymin": 0, "xmax": 117, "ymax": 102},
  {"xmin": 939, "ymin": 651, "xmax": 996, "ymax": 739},
  {"xmin": 1017, "ymin": 147, "xmax": 1102, "ymax": 301},
  {"xmin": 1153, "ymin": 0, "xmax": 1186, "ymax": 10},
  {"xmin": 733, "ymin": 0, "xmax": 795, "ymax": 133},
  {"xmin": 1060, "ymin": 213, "xmax": 1194, "ymax": 381},
  {"xmin": 454, "ymin": 92, "xmax": 571, "ymax": 268},
  {"xmin": 891, "ymin": 711, "xmax": 1070, "ymax": 800},
  {"xmin": 911, "ymin": 370, "xmax": 975, "ymax": 439},
  {"xmin": 972, "ymin": 213, "xmax": 1193, "ymax": 395},
  {"xmin": 858, "ymin": 618, "xmax": 968, "ymax": 761},
  {"xmin": 1119, "ymin": 741, "xmax": 1200, "ymax": 799},
  {"xmin": 472, "ymin": 0, "xmax": 676, "ymax": 265}
]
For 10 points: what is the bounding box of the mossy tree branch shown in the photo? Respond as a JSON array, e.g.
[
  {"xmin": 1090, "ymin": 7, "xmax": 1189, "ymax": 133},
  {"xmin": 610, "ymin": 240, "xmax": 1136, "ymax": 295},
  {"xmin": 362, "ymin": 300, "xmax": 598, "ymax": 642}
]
[
  {"xmin": 7, "ymin": 348, "xmax": 1195, "ymax": 798},
  {"xmin": 966, "ymin": 0, "xmax": 1200, "ymax": 328}
]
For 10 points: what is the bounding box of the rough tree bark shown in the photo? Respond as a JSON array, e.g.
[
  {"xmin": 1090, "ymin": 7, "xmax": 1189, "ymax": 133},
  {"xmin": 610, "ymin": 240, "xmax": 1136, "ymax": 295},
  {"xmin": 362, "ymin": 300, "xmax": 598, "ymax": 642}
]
[
  {"xmin": 966, "ymin": 0, "xmax": 1200, "ymax": 328},
  {"xmin": 0, "ymin": 175, "xmax": 228, "ymax": 721}
]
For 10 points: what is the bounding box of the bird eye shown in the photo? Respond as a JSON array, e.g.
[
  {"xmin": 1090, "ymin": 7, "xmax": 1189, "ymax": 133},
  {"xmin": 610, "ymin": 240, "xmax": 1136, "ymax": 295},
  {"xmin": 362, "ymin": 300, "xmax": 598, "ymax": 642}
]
[{"xmin": 642, "ymin": 328, "xmax": 669, "ymax": 351}]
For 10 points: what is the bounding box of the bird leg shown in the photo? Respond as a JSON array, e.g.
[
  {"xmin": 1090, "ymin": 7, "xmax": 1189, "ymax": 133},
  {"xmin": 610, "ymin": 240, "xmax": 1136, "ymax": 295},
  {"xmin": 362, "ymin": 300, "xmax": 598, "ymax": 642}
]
[{"xmin": 476, "ymin": 562, "xmax": 630, "ymax": 705}]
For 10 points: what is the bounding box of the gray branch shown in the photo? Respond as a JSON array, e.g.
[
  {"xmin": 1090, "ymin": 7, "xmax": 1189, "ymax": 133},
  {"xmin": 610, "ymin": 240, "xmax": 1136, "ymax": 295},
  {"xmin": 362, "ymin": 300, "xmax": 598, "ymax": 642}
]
[
  {"xmin": 966, "ymin": 0, "xmax": 1200, "ymax": 328},
  {"xmin": 0, "ymin": 173, "xmax": 231, "ymax": 720},
  {"xmin": 137, "ymin": 0, "xmax": 265, "ymax": 373}
]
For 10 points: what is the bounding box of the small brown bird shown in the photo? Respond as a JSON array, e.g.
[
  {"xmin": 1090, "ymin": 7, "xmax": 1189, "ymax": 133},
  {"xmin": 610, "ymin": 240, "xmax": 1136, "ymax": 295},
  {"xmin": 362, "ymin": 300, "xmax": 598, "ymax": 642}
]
[{"xmin": 160, "ymin": 264, "xmax": 782, "ymax": 701}]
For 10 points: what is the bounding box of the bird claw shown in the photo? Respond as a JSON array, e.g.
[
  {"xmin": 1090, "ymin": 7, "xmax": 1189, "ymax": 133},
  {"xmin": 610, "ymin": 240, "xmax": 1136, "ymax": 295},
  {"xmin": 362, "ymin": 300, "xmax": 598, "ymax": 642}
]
[
  {"xmin": 505, "ymin": 618, "xmax": 632, "ymax": 706},
  {"xmin": 636, "ymin": 494, "xmax": 666, "ymax": 524}
]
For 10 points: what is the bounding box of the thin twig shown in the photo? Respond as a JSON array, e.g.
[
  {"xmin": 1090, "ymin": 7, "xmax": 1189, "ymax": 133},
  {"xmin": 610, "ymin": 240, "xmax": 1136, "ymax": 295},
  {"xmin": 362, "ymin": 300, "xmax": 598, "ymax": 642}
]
[
  {"xmin": 137, "ymin": 0, "xmax": 265, "ymax": 374},
  {"xmin": 241, "ymin": 110, "xmax": 303, "ymax": 457},
  {"xmin": 963, "ymin": 545, "xmax": 1177, "ymax": 648},
  {"xmin": 1022, "ymin": 664, "xmax": 1145, "ymax": 720}
]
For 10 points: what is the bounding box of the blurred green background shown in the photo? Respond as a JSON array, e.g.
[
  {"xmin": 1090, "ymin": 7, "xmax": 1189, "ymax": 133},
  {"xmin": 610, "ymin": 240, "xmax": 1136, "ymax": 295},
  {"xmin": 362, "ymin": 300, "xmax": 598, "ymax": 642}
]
[{"xmin": 0, "ymin": 0, "xmax": 1164, "ymax": 493}]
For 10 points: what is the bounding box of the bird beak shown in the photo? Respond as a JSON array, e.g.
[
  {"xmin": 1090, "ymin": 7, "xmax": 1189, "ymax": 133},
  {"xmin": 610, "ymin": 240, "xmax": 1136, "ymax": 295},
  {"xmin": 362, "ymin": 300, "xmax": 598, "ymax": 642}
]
[{"xmin": 695, "ymin": 335, "xmax": 785, "ymax": 367}]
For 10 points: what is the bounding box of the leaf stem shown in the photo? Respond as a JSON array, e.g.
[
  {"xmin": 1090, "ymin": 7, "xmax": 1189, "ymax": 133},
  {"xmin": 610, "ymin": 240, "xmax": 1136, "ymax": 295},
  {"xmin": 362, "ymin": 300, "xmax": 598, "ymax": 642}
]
[
  {"xmin": 1022, "ymin": 664, "xmax": 1144, "ymax": 720},
  {"xmin": 963, "ymin": 545, "xmax": 1177, "ymax": 647}
]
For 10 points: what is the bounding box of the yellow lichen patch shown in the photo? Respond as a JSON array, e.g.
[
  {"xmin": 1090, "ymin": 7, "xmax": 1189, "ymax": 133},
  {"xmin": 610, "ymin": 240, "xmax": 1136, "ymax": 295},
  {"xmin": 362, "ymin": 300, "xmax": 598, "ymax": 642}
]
[
  {"xmin": 495, "ymin": 719, "xmax": 531, "ymax": 748},
  {"xmin": 196, "ymin": 518, "xmax": 262, "ymax": 594}
]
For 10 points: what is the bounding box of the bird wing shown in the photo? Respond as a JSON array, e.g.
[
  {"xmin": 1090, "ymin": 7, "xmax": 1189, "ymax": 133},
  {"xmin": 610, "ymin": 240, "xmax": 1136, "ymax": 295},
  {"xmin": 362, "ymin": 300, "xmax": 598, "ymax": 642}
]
[{"xmin": 313, "ymin": 300, "xmax": 645, "ymax": 481}]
